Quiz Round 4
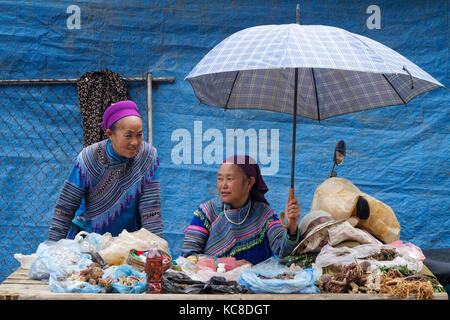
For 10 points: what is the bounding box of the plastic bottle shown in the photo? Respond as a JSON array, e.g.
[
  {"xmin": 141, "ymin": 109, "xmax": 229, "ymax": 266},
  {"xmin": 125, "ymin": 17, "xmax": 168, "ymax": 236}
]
[
  {"xmin": 217, "ymin": 263, "xmax": 226, "ymax": 273},
  {"xmin": 145, "ymin": 241, "xmax": 163, "ymax": 294}
]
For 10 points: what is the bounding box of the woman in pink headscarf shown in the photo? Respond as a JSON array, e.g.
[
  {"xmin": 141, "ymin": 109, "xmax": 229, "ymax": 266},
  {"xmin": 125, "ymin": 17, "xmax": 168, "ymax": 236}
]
[
  {"xmin": 48, "ymin": 100, "xmax": 163, "ymax": 241},
  {"xmin": 182, "ymin": 155, "xmax": 301, "ymax": 265}
]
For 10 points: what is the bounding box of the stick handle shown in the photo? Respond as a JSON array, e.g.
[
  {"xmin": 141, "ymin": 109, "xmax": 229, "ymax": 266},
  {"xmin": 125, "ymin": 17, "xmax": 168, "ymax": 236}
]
[{"xmin": 288, "ymin": 188, "xmax": 295, "ymax": 202}]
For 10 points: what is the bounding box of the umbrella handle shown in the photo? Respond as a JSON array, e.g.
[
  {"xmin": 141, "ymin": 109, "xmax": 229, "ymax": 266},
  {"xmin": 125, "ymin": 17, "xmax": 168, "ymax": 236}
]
[{"xmin": 279, "ymin": 188, "xmax": 295, "ymax": 229}]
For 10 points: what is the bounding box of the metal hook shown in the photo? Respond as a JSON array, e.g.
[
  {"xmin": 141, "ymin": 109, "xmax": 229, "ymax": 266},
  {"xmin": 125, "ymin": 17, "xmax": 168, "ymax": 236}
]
[{"xmin": 403, "ymin": 66, "xmax": 414, "ymax": 90}]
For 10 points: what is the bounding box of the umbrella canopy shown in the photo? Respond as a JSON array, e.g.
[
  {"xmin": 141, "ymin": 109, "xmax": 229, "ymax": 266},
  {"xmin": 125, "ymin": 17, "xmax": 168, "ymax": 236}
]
[
  {"xmin": 185, "ymin": 23, "xmax": 444, "ymax": 227},
  {"xmin": 186, "ymin": 24, "xmax": 443, "ymax": 120}
]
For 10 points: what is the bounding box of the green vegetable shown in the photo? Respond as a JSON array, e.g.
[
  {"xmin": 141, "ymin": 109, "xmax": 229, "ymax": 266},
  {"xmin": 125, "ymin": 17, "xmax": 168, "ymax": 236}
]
[
  {"xmin": 427, "ymin": 276, "xmax": 445, "ymax": 293},
  {"xmin": 378, "ymin": 265, "xmax": 411, "ymax": 276},
  {"xmin": 378, "ymin": 265, "xmax": 445, "ymax": 293}
]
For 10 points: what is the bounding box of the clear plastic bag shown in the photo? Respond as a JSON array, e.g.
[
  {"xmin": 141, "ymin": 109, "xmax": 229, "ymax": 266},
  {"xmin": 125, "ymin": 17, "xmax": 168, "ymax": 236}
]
[
  {"xmin": 29, "ymin": 239, "xmax": 93, "ymax": 281},
  {"xmin": 175, "ymin": 256, "xmax": 251, "ymax": 282},
  {"xmin": 237, "ymin": 257, "xmax": 320, "ymax": 294},
  {"xmin": 314, "ymin": 243, "xmax": 423, "ymax": 273},
  {"xmin": 75, "ymin": 231, "xmax": 112, "ymax": 253},
  {"xmin": 49, "ymin": 272, "xmax": 107, "ymax": 293}
]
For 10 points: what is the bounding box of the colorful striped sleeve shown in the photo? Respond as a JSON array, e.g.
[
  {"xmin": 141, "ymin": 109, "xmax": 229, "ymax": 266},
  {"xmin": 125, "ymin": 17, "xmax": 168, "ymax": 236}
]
[
  {"xmin": 265, "ymin": 212, "xmax": 301, "ymax": 258},
  {"xmin": 181, "ymin": 206, "xmax": 211, "ymax": 257},
  {"xmin": 138, "ymin": 171, "xmax": 163, "ymax": 237},
  {"xmin": 48, "ymin": 157, "xmax": 86, "ymax": 241}
]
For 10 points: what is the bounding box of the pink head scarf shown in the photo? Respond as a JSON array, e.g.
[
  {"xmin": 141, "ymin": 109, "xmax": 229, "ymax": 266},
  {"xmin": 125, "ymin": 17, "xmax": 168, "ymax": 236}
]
[{"xmin": 100, "ymin": 100, "xmax": 141, "ymax": 130}]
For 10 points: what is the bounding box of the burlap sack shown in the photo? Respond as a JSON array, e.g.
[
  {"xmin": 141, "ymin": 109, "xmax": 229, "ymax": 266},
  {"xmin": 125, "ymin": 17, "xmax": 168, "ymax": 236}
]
[{"xmin": 310, "ymin": 177, "xmax": 400, "ymax": 244}]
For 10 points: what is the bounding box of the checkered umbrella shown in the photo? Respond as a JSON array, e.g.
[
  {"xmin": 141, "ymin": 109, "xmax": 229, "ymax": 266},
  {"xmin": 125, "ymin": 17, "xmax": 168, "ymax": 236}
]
[{"xmin": 185, "ymin": 23, "xmax": 444, "ymax": 223}]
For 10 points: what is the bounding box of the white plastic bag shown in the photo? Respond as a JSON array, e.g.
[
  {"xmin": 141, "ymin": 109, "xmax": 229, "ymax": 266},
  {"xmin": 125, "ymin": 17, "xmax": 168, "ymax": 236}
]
[
  {"xmin": 175, "ymin": 256, "xmax": 251, "ymax": 282},
  {"xmin": 314, "ymin": 244, "xmax": 423, "ymax": 273},
  {"xmin": 14, "ymin": 253, "xmax": 37, "ymax": 270},
  {"xmin": 98, "ymin": 228, "xmax": 169, "ymax": 265},
  {"xmin": 390, "ymin": 240, "xmax": 425, "ymax": 261},
  {"xmin": 29, "ymin": 239, "xmax": 93, "ymax": 280},
  {"xmin": 327, "ymin": 221, "xmax": 382, "ymax": 246},
  {"xmin": 75, "ymin": 231, "xmax": 112, "ymax": 253}
]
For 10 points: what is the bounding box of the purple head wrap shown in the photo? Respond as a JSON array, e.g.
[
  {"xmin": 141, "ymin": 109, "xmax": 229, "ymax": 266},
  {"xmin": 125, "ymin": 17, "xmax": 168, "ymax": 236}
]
[
  {"xmin": 223, "ymin": 155, "xmax": 269, "ymax": 206},
  {"xmin": 100, "ymin": 100, "xmax": 141, "ymax": 130}
]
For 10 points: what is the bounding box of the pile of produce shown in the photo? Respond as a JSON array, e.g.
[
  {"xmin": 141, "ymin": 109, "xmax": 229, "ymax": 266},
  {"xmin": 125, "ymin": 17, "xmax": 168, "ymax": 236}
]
[
  {"xmin": 379, "ymin": 267, "xmax": 436, "ymax": 300},
  {"xmin": 58, "ymin": 262, "xmax": 113, "ymax": 291},
  {"xmin": 316, "ymin": 262, "xmax": 445, "ymax": 299},
  {"xmin": 318, "ymin": 262, "xmax": 371, "ymax": 294}
]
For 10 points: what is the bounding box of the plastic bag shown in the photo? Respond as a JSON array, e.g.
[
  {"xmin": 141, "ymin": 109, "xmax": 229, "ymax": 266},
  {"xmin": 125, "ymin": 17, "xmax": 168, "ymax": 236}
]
[
  {"xmin": 390, "ymin": 240, "xmax": 425, "ymax": 261},
  {"xmin": 175, "ymin": 256, "xmax": 251, "ymax": 282},
  {"xmin": 327, "ymin": 221, "xmax": 382, "ymax": 246},
  {"xmin": 49, "ymin": 272, "xmax": 107, "ymax": 293},
  {"xmin": 14, "ymin": 253, "xmax": 37, "ymax": 270},
  {"xmin": 311, "ymin": 177, "xmax": 401, "ymax": 243},
  {"xmin": 314, "ymin": 243, "xmax": 423, "ymax": 273},
  {"xmin": 49, "ymin": 263, "xmax": 116, "ymax": 293},
  {"xmin": 162, "ymin": 270, "xmax": 250, "ymax": 294},
  {"xmin": 162, "ymin": 270, "xmax": 205, "ymax": 294},
  {"xmin": 75, "ymin": 231, "xmax": 112, "ymax": 253},
  {"xmin": 203, "ymin": 276, "xmax": 250, "ymax": 294},
  {"xmin": 73, "ymin": 231, "xmax": 112, "ymax": 267},
  {"xmin": 238, "ymin": 257, "xmax": 320, "ymax": 294},
  {"xmin": 29, "ymin": 239, "xmax": 93, "ymax": 281},
  {"xmin": 98, "ymin": 228, "xmax": 169, "ymax": 266},
  {"xmin": 109, "ymin": 264, "xmax": 147, "ymax": 294}
]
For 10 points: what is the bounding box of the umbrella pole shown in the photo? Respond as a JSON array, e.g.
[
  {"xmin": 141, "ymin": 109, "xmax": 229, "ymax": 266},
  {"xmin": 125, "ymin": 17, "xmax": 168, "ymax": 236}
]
[
  {"xmin": 290, "ymin": 67, "xmax": 298, "ymax": 196},
  {"xmin": 281, "ymin": 6, "xmax": 301, "ymax": 229},
  {"xmin": 281, "ymin": 67, "xmax": 298, "ymax": 229},
  {"xmin": 290, "ymin": 3, "xmax": 300, "ymax": 199}
]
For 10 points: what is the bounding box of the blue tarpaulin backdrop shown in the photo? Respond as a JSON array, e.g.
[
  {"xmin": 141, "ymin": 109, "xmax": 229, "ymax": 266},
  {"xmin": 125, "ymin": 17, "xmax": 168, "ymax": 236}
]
[{"xmin": 0, "ymin": 0, "xmax": 448, "ymax": 281}]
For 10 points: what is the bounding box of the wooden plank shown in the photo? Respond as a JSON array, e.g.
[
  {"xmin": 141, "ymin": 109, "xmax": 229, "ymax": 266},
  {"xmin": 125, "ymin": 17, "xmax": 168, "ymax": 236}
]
[
  {"xmin": 2, "ymin": 292, "xmax": 447, "ymax": 301},
  {"xmin": 3, "ymin": 268, "xmax": 30, "ymax": 279},
  {"xmin": 0, "ymin": 293, "xmax": 19, "ymax": 300},
  {"xmin": 1, "ymin": 268, "xmax": 447, "ymax": 300},
  {"xmin": 2, "ymin": 278, "xmax": 49, "ymax": 285}
]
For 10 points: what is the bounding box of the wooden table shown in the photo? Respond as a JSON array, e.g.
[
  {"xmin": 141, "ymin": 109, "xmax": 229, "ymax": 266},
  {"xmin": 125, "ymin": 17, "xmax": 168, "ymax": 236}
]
[{"xmin": 0, "ymin": 267, "xmax": 447, "ymax": 300}]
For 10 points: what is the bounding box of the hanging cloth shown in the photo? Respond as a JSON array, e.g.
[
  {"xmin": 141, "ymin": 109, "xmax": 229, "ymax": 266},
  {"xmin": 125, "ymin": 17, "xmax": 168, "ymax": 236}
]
[{"xmin": 77, "ymin": 69, "xmax": 128, "ymax": 147}]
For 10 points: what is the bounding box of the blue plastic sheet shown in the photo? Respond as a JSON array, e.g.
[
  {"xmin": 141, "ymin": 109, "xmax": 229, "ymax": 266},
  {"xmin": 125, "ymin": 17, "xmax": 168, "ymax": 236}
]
[{"xmin": 0, "ymin": 0, "xmax": 448, "ymax": 283}]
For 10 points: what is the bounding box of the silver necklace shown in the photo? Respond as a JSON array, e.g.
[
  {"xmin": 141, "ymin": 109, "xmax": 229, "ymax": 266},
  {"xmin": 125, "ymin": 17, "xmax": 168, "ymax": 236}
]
[{"xmin": 223, "ymin": 199, "xmax": 252, "ymax": 225}]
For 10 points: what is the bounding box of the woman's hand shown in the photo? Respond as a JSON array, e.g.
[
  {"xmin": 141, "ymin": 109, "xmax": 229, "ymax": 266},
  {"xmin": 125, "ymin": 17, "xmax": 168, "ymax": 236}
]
[
  {"xmin": 235, "ymin": 259, "xmax": 253, "ymax": 267},
  {"xmin": 284, "ymin": 198, "xmax": 301, "ymax": 236}
]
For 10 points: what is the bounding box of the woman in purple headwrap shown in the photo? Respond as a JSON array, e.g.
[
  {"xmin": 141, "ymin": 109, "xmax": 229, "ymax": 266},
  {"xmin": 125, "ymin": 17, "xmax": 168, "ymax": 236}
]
[
  {"xmin": 47, "ymin": 100, "xmax": 163, "ymax": 241},
  {"xmin": 182, "ymin": 155, "xmax": 301, "ymax": 265}
]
